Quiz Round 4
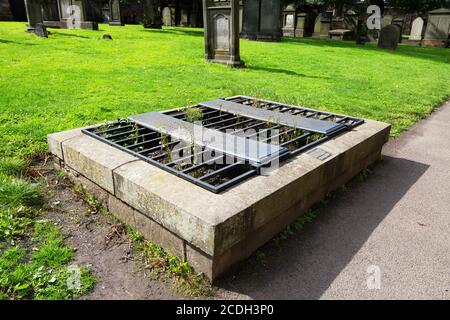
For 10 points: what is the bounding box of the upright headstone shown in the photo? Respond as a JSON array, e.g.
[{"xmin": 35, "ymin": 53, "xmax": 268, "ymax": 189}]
[
  {"xmin": 34, "ymin": 22, "xmax": 49, "ymax": 37},
  {"xmin": 281, "ymin": 4, "xmax": 296, "ymax": 37},
  {"xmin": 392, "ymin": 17, "xmax": 404, "ymax": 42},
  {"xmin": 423, "ymin": 8, "xmax": 450, "ymax": 47},
  {"xmin": 202, "ymin": 0, "xmax": 244, "ymax": 67},
  {"xmin": 24, "ymin": 0, "xmax": 43, "ymax": 32},
  {"xmin": 408, "ymin": 17, "xmax": 424, "ymax": 45},
  {"xmin": 381, "ymin": 15, "xmax": 393, "ymax": 28},
  {"xmin": 312, "ymin": 13, "xmax": 331, "ymax": 39},
  {"xmin": 241, "ymin": 0, "xmax": 281, "ymax": 41},
  {"xmin": 143, "ymin": 0, "xmax": 162, "ymax": 29},
  {"xmin": 57, "ymin": 0, "xmax": 98, "ymax": 30},
  {"xmin": 109, "ymin": 0, "xmax": 123, "ymax": 26},
  {"xmin": 294, "ymin": 12, "xmax": 307, "ymax": 38},
  {"xmin": 162, "ymin": 6, "xmax": 173, "ymax": 26},
  {"xmin": 180, "ymin": 9, "xmax": 189, "ymax": 26},
  {"xmin": 378, "ymin": 24, "xmax": 400, "ymax": 50}
]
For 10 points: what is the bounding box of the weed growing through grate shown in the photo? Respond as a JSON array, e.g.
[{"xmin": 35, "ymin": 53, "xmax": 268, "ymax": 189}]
[{"xmin": 185, "ymin": 107, "xmax": 203, "ymax": 123}]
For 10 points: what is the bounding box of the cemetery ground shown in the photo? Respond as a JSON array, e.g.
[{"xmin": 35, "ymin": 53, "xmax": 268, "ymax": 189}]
[{"xmin": 0, "ymin": 22, "xmax": 449, "ymax": 300}]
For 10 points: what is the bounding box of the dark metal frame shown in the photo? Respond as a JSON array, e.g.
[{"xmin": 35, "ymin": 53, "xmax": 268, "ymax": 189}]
[{"xmin": 82, "ymin": 96, "xmax": 364, "ymax": 193}]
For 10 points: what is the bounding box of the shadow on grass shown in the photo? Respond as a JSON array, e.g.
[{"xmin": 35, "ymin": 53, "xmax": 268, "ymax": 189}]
[
  {"xmin": 217, "ymin": 156, "xmax": 429, "ymax": 299},
  {"xmin": 49, "ymin": 31, "xmax": 90, "ymax": 39},
  {"xmin": 248, "ymin": 65, "xmax": 331, "ymax": 79},
  {"xmin": 281, "ymin": 37, "xmax": 450, "ymax": 64},
  {"xmin": 141, "ymin": 28, "xmax": 204, "ymax": 37},
  {"xmin": 0, "ymin": 39, "xmax": 37, "ymax": 46}
]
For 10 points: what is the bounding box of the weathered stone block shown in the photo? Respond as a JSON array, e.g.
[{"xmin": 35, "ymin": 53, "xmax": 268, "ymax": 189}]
[
  {"xmin": 133, "ymin": 210, "xmax": 185, "ymax": 259},
  {"xmin": 107, "ymin": 194, "xmax": 136, "ymax": 226},
  {"xmin": 47, "ymin": 128, "xmax": 84, "ymax": 160},
  {"xmin": 62, "ymin": 134, "xmax": 136, "ymax": 193}
]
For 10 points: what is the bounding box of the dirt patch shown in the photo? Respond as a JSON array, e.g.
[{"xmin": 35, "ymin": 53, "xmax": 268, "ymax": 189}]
[{"xmin": 37, "ymin": 162, "xmax": 183, "ymax": 300}]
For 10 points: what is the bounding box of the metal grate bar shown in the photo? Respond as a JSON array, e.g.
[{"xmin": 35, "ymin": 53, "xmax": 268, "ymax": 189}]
[{"xmin": 199, "ymin": 99, "xmax": 346, "ymax": 135}]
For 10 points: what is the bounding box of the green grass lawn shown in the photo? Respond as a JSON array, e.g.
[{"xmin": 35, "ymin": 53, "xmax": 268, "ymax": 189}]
[
  {"xmin": 0, "ymin": 21, "xmax": 449, "ymax": 299},
  {"xmin": 1, "ymin": 22, "xmax": 450, "ymax": 158}
]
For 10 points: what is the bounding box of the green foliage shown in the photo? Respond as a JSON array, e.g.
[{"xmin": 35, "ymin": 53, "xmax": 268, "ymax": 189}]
[
  {"xmin": 0, "ymin": 220, "xmax": 94, "ymax": 300},
  {"xmin": 0, "ymin": 23, "xmax": 449, "ymax": 158},
  {"xmin": 0, "ymin": 158, "xmax": 27, "ymax": 177},
  {"xmin": 130, "ymin": 229, "xmax": 213, "ymax": 297},
  {"xmin": 0, "ymin": 175, "xmax": 41, "ymax": 208},
  {"xmin": 273, "ymin": 210, "xmax": 317, "ymax": 249},
  {"xmin": 0, "ymin": 206, "xmax": 34, "ymax": 244}
]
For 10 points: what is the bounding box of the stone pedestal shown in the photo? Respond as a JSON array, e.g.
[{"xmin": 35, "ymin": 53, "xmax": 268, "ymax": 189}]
[
  {"xmin": 281, "ymin": 4, "xmax": 296, "ymax": 37},
  {"xmin": 203, "ymin": 0, "xmax": 244, "ymax": 68},
  {"xmin": 423, "ymin": 8, "xmax": 450, "ymax": 47},
  {"xmin": 294, "ymin": 12, "xmax": 307, "ymax": 38},
  {"xmin": 312, "ymin": 13, "xmax": 331, "ymax": 39},
  {"xmin": 24, "ymin": 0, "xmax": 43, "ymax": 32},
  {"xmin": 143, "ymin": 0, "xmax": 162, "ymax": 29},
  {"xmin": 241, "ymin": 0, "xmax": 281, "ymax": 42}
]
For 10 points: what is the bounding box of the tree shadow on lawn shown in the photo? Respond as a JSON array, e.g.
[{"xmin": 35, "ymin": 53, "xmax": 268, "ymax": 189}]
[
  {"xmin": 141, "ymin": 28, "xmax": 204, "ymax": 37},
  {"xmin": 49, "ymin": 31, "xmax": 90, "ymax": 39},
  {"xmin": 0, "ymin": 39, "xmax": 37, "ymax": 46},
  {"xmin": 248, "ymin": 65, "xmax": 332, "ymax": 79},
  {"xmin": 281, "ymin": 37, "xmax": 450, "ymax": 65},
  {"xmin": 217, "ymin": 156, "xmax": 429, "ymax": 299}
]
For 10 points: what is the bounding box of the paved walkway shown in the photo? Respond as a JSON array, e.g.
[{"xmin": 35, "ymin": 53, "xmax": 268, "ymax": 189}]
[{"xmin": 218, "ymin": 101, "xmax": 450, "ymax": 300}]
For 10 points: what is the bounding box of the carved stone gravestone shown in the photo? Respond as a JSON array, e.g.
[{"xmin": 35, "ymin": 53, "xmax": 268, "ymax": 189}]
[
  {"xmin": 34, "ymin": 23, "xmax": 48, "ymax": 38},
  {"xmin": 24, "ymin": 0, "xmax": 43, "ymax": 32},
  {"xmin": 392, "ymin": 17, "xmax": 404, "ymax": 42},
  {"xmin": 281, "ymin": 4, "xmax": 296, "ymax": 37},
  {"xmin": 57, "ymin": 0, "xmax": 98, "ymax": 30},
  {"xmin": 295, "ymin": 13, "xmax": 307, "ymax": 38},
  {"xmin": 408, "ymin": 17, "xmax": 425, "ymax": 45},
  {"xmin": 143, "ymin": 0, "xmax": 162, "ymax": 29},
  {"xmin": 241, "ymin": 0, "xmax": 281, "ymax": 41},
  {"xmin": 423, "ymin": 8, "xmax": 450, "ymax": 47},
  {"xmin": 381, "ymin": 15, "xmax": 393, "ymax": 28},
  {"xmin": 378, "ymin": 24, "xmax": 400, "ymax": 50},
  {"xmin": 109, "ymin": 0, "xmax": 123, "ymax": 26},
  {"xmin": 312, "ymin": 13, "xmax": 331, "ymax": 39},
  {"xmin": 162, "ymin": 6, "xmax": 175, "ymax": 26},
  {"xmin": 203, "ymin": 0, "xmax": 244, "ymax": 67}
]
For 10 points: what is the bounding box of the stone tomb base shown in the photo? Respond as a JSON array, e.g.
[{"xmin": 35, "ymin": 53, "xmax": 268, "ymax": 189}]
[{"xmin": 48, "ymin": 119, "xmax": 390, "ymax": 281}]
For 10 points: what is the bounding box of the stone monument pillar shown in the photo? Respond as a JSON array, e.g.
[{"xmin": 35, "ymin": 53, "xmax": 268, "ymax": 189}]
[
  {"xmin": 109, "ymin": 0, "xmax": 123, "ymax": 26},
  {"xmin": 423, "ymin": 8, "xmax": 450, "ymax": 47},
  {"xmin": 241, "ymin": 0, "xmax": 281, "ymax": 41},
  {"xmin": 143, "ymin": 0, "xmax": 162, "ymax": 29},
  {"xmin": 294, "ymin": 12, "xmax": 307, "ymax": 37},
  {"xmin": 281, "ymin": 4, "xmax": 296, "ymax": 37},
  {"xmin": 202, "ymin": 0, "xmax": 244, "ymax": 67},
  {"xmin": 24, "ymin": 0, "xmax": 44, "ymax": 32}
]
